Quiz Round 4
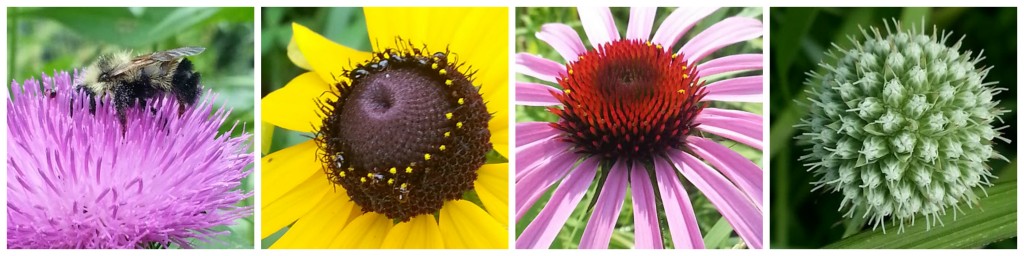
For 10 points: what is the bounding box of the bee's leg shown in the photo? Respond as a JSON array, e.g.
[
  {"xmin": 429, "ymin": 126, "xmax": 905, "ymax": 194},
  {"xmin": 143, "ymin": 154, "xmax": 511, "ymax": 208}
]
[{"xmin": 171, "ymin": 58, "xmax": 202, "ymax": 115}]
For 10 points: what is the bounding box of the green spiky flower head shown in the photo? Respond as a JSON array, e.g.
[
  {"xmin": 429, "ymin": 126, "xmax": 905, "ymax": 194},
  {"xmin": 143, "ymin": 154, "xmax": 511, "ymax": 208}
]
[{"xmin": 797, "ymin": 19, "xmax": 1009, "ymax": 232}]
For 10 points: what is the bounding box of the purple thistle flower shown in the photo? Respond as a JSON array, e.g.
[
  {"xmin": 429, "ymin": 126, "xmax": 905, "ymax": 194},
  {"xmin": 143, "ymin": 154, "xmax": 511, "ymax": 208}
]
[
  {"xmin": 516, "ymin": 7, "xmax": 763, "ymax": 249},
  {"xmin": 7, "ymin": 71, "xmax": 253, "ymax": 249}
]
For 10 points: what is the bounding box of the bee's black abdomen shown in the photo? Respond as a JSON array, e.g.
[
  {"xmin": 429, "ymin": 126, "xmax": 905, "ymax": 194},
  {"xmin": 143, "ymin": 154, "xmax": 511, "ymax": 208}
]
[
  {"xmin": 171, "ymin": 58, "xmax": 202, "ymax": 107},
  {"xmin": 113, "ymin": 73, "xmax": 160, "ymax": 127}
]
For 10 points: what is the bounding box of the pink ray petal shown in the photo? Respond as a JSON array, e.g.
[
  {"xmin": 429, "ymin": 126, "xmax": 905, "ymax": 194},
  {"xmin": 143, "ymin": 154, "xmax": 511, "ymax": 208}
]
[
  {"xmin": 679, "ymin": 17, "xmax": 763, "ymax": 64},
  {"xmin": 668, "ymin": 151, "xmax": 764, "ymax": 249},
  {"xmin": 517, "ymin": 82, "xmax": 562, "ymax": 106},
  {"xmin": 654, "ymin": 157, "xmax": 704, "ymax": 249},
  {"xmin": 516, "ymin": 157, "xmax": 600, "ymax": 249},
  {"xmin": 536, "ymin": 23, "xmax": 587, "ymax": 62},
  {"xmin": 515, "ymin": 150, "xmax": 583, "ymax": 220},
  {"xmin": 702, "ymin": 75, "xmax": 762, "ymax": 102},
  {"xmin": 651, "ymin": 7, "xmax": 718, "ymax": 48},
  {"xmin": 630, "ymin": 161, "xmax": 663, "ymax": 249},
  {"xmin": 516, "ymin": 139, "xmax": 571, "ymax": 182},
  {"xmin": 698, "ymin": 54, "xmax": 763, "ymax": 77},
  {"xmin": 699, "ymin": 107, "xmax": 763, "ymax": 125},
  {"xmin": 686, "ymin": 136, "xmax": 764, "ymax": 209},
  {"xmin": 516, "ymin": 53, "xmax": 566, "ymax": 84},
  {"xmin": 626, "ymin": 7, "xmax": 657, "ymax": 40},
  {"xmin": 516, "ymin": 122, "xmax": 561, "ymax": 147},
  {"xmin": 696, "ymin": 108, "xmax": 763, "ymax": 150},
  {"xmin": 577, "ymin": 7, "xmax": 620, "ymax": 48},
  {"xmin": 579, "ymin": 160, "xmax": 628, "ymax": 249}
]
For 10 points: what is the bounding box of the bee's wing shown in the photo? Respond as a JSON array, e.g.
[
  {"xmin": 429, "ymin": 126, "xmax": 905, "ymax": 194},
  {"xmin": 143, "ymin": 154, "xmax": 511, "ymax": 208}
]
[
  {"xmin": 110, "ymin": 47, "xmax": 206, "ymax": 76},
  {"xmin": 145, "ymin": 46, "xmax": 205, "ymax": 62}
]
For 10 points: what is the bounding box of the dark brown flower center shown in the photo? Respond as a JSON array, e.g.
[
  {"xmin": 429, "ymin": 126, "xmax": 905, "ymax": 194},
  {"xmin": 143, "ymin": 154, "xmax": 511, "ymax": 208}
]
[
  {"xmin": 315, "ymin": 41, "xmax": 491, "ymax": 222},
  {"xmin": 551, "ymin": 39, "xmax": 707, "ymax": 160}
]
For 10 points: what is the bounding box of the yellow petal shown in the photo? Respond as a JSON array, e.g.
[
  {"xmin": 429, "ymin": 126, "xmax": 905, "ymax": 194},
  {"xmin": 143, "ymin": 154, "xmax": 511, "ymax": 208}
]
[
  {"xmin": 365, "ymin": 8, "xmax": 506, "ymax": 70},
  {"xmin": 439, "ymin": 200, "xmax": 508, "ymax": 248},
  {"xmin": 287, "ymin": 35, "xmax": 312, "ymax": 70},
  {"xmin": 364, "ymin": 8, "xmax": 433, "ymax": 51},
  {"xmin": 437, "ymin": 8, "xmax": 508, "ymax": 121},
  {"xmin": 261, "ymin": 171, "xmax": 331, "ymax": 239},
  {"xmin": 489, "ymin": 124, "xmax": 509, "ymax": 159},
  {"xmin": 476, "ymin": 44, "xmax": 509, "ymax": 124},
  {"xmin": 261, "ymin": 72, "xmax": 334, "ymax": 133},
  {"xmin": 474, "ymin": 163, "xmax": 509, "ymax": 227},
  {"xmin": 345, "ymin": 202, "xmax": 363, "ymax": 226},
  {"xmin": 484, "ymin": 82, "xmax": 508, "ymax": 132},
  {"xmin": 483, "ymin": 66, "xmax": 509, "ymax": 158},
  {"xmin": 270, "ymin": 192, "xmax": 356, "ymax": 248},
  {"xmin": 381, "ymin": 214, "xmax": 444, "ymax": 249},
  {"xmin": 261, "ymin": 140, "xmax": 321, "ymax": 207},
  {"xmin": 292, "ymin": 22, "xmax": 372, "ymax": 84},
  {"xmin": 329, "ymin": 212, "xmax": 393, "ymax": 248},
  {"xmin": 364, "ymin": 7, "xmax": 508, "ymax": 94}
]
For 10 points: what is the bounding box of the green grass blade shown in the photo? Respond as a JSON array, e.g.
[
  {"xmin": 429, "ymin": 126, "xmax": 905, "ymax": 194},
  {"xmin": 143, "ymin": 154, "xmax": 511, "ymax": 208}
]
[
  {"xmin": 824, "ymin": 178, "xmax": 1017, "ymax": 249},
  {"xmin": 772, "ymin": 8, "xmax": 818, "ymax": 104},
  {"xmin": 702, "ymin": 217, "xmax": 734, "ymax": 249}
]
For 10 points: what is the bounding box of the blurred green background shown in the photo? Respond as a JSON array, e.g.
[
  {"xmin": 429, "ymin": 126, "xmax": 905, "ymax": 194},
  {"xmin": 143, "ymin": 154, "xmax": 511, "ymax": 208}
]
[
  {"xmin": 516, "ymin": 7, "xmax": 763, "ymax": 249},
  {"xmin": 6, "ymin": 7, "xmax": 255, "ymax": 249},
  {"xmin": 769, "ymin": 7, "xmax": 1016, "ymax": 249}
]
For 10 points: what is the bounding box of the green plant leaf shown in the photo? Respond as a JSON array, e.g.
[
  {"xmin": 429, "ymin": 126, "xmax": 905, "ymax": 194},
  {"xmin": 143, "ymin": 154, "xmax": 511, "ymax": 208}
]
[
  {"xmin": 702, "ymin": 217, "xmax": 734, "ymax": 249},
  {"xmin": 772, "ymin": 8, "xmax": 817, "ymax": 104},
  {"xmin": 22, "ymin": 7, "xmax": 219, "ymax": 47},
  {"xmin": 261, "ymin": 122, "xmax": 275, "ymax": 155},
  {"xmin": 824, "ymin": 177, "xmax": 1017, "ymax": 249}
]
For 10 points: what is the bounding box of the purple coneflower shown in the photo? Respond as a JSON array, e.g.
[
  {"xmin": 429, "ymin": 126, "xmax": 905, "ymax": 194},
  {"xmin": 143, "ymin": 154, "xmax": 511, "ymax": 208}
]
[
  {"xmin": 516, "ymin": 7, "xmax": 763, "ymax": 249},
  {"xmin": 7, "ymin": 71, "xmax": 253, "ymax": 249}
]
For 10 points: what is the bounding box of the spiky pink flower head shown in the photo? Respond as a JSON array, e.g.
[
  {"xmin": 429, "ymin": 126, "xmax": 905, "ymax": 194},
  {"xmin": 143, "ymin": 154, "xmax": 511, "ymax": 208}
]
[{"xmin": 7, "ymin": 71, "xmax": 253, "ymax": 249}]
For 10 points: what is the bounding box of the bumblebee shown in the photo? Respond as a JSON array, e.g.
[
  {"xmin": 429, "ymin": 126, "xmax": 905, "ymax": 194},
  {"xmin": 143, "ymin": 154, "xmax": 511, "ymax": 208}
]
[{"xmin": 76, "ymin": 46, "xmax": 205, "ymax": 125}]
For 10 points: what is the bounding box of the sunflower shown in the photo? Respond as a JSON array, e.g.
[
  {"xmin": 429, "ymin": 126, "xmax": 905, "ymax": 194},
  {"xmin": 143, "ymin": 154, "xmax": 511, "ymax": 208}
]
[
  {"xmin": 515, "ymin": 7, "xmax": 763, "ymax": 249},
  {"xmin": 261, "ymin": 7, "xmax": 508, "ymax": 249}
]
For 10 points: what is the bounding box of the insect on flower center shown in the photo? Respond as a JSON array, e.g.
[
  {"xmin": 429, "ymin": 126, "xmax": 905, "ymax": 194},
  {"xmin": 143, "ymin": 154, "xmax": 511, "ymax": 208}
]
[
  {"xmin": 314, "ymin": 40, "xmax": 492, "ymax": 222},
  {"xmin": 551, "ymin": 39, "xmax": 707, "ymax": 160}
]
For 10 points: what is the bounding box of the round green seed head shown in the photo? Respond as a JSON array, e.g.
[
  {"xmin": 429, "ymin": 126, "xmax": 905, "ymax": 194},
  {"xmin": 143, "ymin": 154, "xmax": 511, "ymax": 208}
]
[{"xmin": 796, "ymin": 19, "xmax": 1009, "ymax": 232}]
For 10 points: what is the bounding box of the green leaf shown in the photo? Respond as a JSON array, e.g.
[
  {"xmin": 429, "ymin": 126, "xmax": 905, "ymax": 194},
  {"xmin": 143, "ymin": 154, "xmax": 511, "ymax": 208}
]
[
  {"xmin": 22, "ymin": 7, "xmax": 219, "ymax": 47},
  {"xmin": 824, "ymin": 177, "xmax": 1017, "ymax": 249},
  {"xmin": 261, "ymin": 121, "xmax": 275, "ymax": 155},
  {"xmin": 841, "ymin": 208, "xmax": 868, "ymax": 238},
  {"xmin": 702, "ymin": 217, "xmax": 734, "ymax": 249},
  {"xmin": 772, "ymin": 8, "xmax": 818, "ymax": 104},
  {"xmin": 261, "ymin": 226, "xmax": 288, "ymax": 249},
  {"xmin": 768, "ymin": 92, "xmax": 805, "ymax": 158}
]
